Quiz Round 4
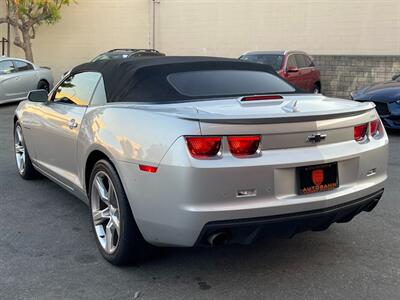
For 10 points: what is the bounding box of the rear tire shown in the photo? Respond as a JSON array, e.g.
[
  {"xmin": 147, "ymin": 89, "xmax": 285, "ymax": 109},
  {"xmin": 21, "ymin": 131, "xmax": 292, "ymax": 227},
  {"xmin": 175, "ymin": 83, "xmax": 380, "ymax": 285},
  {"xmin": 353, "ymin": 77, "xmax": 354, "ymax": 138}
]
[
  {"xmin": 14, "ymin": 121, "xmax": 40, "ymax": 179},
  {"xmin": 88, "ymin": 159, "xmax": 152, "ymax": 265},
  {"xmin": 37, "ymin": 80, "xmax": 50, "ymax": 93},
  {"xmin": 313, "ymin": 84, "xmax": 321, "ymax": 94}
]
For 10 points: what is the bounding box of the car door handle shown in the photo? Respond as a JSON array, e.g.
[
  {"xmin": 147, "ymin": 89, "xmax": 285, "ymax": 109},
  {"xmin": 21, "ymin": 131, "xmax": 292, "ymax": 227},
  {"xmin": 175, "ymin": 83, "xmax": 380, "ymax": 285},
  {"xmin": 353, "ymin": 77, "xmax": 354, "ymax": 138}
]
[{"xmin": 68, "ymin": 119, "xmax": 78, "ymax": 129}]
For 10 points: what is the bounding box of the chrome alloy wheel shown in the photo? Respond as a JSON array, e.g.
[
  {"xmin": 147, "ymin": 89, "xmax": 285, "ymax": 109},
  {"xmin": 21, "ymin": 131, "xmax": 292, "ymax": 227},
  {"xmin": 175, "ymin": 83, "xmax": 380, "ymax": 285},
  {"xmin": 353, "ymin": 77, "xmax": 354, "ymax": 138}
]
[
  {"xmin": 91, "ymin": 171, "xmax": 121, "ymax": 254},
  {"xmin": 14, "ymin": 126, "xmax": 26, "ymax": 174}
]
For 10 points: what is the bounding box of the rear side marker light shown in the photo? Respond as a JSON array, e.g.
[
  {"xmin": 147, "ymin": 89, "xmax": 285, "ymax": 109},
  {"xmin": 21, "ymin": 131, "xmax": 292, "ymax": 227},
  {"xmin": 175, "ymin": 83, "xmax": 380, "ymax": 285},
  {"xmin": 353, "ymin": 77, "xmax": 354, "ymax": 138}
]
[
  {"xmin": 370, "ymin": 119, "xmax": 381, "ymax": 138},
  {"xmin": 241, "ymin": 95, "xmax": 283, "ymax": 101},
  {"xmin": 228, "ymin": 136, "xmax": 261, "ymax": 157},
  {"xmin": 139, "ymin": 165, "xmax": 158, "ymax": 173},
  {"xmin": 354, "ymin": 124, "xmax": 368, "ymax": 142},
  {"xmin": 186, "ymin": 137, "xmax": 222, "ymax": 158}
]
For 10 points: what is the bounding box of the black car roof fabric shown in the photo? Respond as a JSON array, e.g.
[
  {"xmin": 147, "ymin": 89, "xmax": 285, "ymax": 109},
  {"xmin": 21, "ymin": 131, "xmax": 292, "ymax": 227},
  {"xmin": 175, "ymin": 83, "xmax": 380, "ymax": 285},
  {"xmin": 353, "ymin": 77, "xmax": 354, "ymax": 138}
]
[{"xmin": 71, "ymin": 56, "xmax": 299, "ymax": 103}]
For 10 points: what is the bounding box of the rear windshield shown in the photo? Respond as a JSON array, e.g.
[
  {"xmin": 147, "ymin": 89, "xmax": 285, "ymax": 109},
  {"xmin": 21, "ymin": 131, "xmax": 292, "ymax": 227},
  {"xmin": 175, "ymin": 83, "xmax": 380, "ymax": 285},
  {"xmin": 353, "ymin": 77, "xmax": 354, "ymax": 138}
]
[
  {"xmin": 240, "ymin": 54, "xmax": 284, "ymax": 71},
  {"xmin": 167, "ymin": 70, "xmax": 295, "ymax": 98}
]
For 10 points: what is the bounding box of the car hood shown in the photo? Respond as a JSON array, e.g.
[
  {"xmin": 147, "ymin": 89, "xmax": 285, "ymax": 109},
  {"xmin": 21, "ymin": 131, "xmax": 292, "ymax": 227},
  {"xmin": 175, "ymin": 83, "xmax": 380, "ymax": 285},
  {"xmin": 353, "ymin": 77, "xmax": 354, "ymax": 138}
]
[
  {"xmin": 113, "ymin": 94, "xmax": 375, "ymax": 124},
  {"xmin": 352, "ymin": 80, "xmax": 400, "ymax": 102}
]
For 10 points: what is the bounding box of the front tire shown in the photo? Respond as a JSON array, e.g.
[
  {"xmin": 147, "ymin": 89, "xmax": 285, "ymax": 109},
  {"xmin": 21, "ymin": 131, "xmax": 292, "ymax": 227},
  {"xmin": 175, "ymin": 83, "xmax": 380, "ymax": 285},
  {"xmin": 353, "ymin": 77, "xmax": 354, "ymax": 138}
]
[
  {"xmin": 88, "ymin": 159, "xmax": 151, "ymax": 265},
  {"xmin": 14, "ymin": 121, "xmax": 40, "ymax": 179}
]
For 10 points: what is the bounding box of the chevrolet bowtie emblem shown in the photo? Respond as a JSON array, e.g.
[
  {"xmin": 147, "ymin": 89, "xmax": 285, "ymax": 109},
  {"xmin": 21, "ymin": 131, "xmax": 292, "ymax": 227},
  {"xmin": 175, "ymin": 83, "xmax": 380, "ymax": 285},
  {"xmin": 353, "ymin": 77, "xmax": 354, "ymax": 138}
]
[{"xmin": 307, "ymin": 133, "xmax": 327, "ymax": 143}]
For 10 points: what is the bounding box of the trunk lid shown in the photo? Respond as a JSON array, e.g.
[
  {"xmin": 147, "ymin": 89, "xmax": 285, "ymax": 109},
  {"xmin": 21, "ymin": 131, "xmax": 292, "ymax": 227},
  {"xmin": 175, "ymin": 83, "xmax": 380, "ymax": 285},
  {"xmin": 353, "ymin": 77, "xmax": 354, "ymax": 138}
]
[
  {"xmin": 189, "ymin": 95, "xmax": 376, "ymax": 150},
  {"xmin": 119, "ymin": 94, "xmax": 377, "ymax": 149},
  {"xmin": 182, "ymin": 94, "xmax": 374, "ymax": 124},
  {"xmin": 127, "ymin": 94, "xmax": 374, "ymax": 124}
]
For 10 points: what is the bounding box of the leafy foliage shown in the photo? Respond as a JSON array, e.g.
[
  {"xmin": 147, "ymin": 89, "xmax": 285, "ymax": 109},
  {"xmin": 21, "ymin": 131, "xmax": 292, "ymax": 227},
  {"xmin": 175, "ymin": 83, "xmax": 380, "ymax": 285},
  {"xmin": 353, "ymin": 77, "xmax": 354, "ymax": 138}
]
[
  {"xmin": 6, "ymin": 0, "xmax": 73, "ymax": 25},
  {"xmin": 1, "ymin": 0, "xmax": 74, "ymax": 61}
]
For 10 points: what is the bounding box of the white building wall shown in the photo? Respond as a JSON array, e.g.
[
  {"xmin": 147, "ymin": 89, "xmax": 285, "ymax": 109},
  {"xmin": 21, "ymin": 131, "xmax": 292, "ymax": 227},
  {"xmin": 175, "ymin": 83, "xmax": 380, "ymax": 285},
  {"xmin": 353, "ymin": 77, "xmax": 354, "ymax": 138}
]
[
  {"xmin": 155, "ymin": 0, "xmax": 400, "ymax": 57},
  {"xmin": 1, "ymin": 0, "xmax": 400, "ymax": 78}
]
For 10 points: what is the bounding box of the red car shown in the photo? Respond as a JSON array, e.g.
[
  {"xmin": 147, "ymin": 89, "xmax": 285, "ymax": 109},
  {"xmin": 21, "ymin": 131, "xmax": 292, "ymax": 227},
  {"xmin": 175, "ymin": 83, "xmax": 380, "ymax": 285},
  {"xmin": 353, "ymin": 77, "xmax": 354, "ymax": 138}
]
[{"xmin": 239, "ymin": 50, "xmax": 321, "ymax": 93}]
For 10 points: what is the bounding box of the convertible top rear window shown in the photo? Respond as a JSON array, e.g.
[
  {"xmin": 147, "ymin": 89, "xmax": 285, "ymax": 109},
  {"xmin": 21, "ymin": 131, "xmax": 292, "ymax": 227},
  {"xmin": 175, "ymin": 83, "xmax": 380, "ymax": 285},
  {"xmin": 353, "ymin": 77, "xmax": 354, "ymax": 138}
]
[{"xmin": 167, "ymin": 70, "xmax": 295, "ymax": 97}]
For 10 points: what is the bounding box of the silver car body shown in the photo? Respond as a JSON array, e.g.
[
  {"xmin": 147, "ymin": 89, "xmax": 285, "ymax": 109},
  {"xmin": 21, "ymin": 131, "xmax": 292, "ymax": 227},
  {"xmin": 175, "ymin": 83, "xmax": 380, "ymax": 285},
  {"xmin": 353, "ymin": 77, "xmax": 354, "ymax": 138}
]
[
  {"xmin": 0, "ymin": 57, "xmax": 53, "ymax": 104},
  {"xmin": 15, "ymin": 81, "xmax": 389, "ymax": 247}
]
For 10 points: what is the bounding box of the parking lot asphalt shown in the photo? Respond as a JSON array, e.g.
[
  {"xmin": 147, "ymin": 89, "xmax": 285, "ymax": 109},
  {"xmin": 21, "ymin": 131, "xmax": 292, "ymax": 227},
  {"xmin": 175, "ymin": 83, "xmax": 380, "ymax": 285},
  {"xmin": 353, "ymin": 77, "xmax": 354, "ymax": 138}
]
[{"xmin": 0, "ymin": 103, "xmax": 399, "ymax": 299}]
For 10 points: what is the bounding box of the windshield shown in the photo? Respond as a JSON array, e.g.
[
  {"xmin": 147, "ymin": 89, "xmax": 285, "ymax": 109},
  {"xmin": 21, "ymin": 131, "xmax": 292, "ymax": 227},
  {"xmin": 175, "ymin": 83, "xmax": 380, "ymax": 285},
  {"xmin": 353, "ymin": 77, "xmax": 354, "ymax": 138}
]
[{"xmin": 240, "ymin": 54, "xmax": 284, "ymax": 71}]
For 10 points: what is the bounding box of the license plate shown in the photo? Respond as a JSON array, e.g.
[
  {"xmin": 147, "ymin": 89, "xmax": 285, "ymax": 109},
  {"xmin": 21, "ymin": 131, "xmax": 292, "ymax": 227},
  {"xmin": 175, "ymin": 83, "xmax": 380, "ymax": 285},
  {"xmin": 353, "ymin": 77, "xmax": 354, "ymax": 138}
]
[{"xmin": 297, "ymin": 163, "xmax": 339, "ymax": 195}]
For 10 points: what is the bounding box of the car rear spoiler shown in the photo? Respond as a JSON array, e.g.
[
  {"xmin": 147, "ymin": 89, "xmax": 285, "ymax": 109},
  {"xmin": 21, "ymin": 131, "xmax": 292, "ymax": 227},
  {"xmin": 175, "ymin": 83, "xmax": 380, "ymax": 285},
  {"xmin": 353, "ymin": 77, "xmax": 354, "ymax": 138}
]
[
  {"xmin": 114, "ymin": 101, "xmax": 376, "ymax": 125},
  {"xmin": 185, "ymin": 104, "xmax": 376, "ymax": 124}
]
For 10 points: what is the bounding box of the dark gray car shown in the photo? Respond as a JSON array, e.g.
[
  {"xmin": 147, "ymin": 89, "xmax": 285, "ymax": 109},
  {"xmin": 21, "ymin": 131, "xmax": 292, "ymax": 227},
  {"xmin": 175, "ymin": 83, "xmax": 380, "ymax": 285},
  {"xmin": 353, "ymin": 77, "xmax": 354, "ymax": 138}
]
[{"xmin": 91, "ymin": 49, "xmax": 165, "ymax": 62}]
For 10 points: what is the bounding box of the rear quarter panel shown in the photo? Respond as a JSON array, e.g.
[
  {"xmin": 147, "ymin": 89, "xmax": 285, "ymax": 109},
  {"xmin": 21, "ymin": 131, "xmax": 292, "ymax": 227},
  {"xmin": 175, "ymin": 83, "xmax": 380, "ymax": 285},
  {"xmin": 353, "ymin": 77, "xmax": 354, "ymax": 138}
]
[
  {"xmin": 77, "ymin": 105, "xmax": 201, "ymax": 191},
  {"xmin": 36, "ymin": 68, "xmax": 54, "ymax": 89},
  {"xmin": 313, "ymin": 68, "xmax": 321, "ymax": 85}
]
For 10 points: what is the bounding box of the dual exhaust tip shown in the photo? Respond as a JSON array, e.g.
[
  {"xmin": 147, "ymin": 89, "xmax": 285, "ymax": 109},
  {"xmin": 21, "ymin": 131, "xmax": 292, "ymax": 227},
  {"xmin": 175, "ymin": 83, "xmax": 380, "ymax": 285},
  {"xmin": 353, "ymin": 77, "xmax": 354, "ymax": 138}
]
[{"xmin": 207, "ymin": 231, "xmax": 231, "ymax": 246}]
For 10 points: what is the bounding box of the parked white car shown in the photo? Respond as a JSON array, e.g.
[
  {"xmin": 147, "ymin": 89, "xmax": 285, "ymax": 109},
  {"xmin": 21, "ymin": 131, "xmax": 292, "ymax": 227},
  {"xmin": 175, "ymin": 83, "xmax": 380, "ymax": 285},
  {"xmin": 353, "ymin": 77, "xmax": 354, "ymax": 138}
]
[{"xmin": 0, "ymin": 57, "xmax": 53, "ymax": 104}]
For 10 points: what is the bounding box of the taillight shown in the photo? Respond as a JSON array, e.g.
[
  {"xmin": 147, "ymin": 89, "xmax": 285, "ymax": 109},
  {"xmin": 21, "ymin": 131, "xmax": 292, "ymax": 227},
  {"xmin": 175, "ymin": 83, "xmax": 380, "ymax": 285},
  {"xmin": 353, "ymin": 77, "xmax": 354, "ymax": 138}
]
[
  {"xmin": 354, "ymin": 123, "xmax": 368, "ymax": 142},
  {"xmin": 228, "ymin": 136, "xmax": 261, "ymax": 157},
  {"xmin": 370, "ymin": 119, "xmax": 381, "ymax": 138},
  {"xmin": 186, "ymin": 137, "xmax": 221, "ymax": 158}
]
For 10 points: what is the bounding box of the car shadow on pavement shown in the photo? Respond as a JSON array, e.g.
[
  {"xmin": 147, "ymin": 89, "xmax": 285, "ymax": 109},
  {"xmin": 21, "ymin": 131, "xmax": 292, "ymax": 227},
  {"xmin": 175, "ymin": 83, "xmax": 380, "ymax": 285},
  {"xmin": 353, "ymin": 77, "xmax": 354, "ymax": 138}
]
[
  {"xmin": 123, "ymin": 224, "xmax": 351, "ymax": 272},
  {"xmin": 387, "ymin": 128, "xmax": 400, "ymax": 136},
  {"xmin": 0, "ymin": 102, "xmax": 23, "ymax": 108}
]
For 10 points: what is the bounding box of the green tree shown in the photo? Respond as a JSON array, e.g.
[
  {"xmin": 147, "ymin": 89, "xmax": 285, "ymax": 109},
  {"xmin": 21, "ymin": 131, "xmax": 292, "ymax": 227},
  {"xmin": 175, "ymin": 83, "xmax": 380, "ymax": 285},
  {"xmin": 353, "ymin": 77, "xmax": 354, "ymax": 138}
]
[{"xmin": 0, "ymin": 0, "xmax": 73, "ymax": 62}]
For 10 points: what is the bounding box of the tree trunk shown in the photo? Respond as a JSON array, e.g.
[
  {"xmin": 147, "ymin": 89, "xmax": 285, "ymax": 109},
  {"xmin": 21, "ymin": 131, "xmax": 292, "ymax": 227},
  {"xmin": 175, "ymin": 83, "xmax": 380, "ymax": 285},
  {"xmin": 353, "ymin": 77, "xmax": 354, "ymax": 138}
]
[{"xmin": 21, "ymin": 31, "xmax": 34, "ymax": 63}]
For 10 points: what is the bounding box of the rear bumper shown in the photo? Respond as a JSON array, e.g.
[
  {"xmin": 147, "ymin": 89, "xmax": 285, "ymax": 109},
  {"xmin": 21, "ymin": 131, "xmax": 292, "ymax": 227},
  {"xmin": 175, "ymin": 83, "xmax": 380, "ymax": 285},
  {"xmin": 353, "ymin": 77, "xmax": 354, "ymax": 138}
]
[
  {"xmin": 195, "ymin": 188, "xmax": 384, "ymax": 246},
  {"xmin": 117, "ymin": 133, "xmax": 388, "ymax": 247}
]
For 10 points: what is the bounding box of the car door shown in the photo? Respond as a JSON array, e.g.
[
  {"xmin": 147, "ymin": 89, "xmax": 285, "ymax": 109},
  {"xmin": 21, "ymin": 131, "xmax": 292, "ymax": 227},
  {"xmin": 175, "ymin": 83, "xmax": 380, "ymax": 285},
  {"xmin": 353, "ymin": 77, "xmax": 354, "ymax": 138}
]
[
  {"xmin": 30, "ymin": 71, "xmax": 102, "ymax": 189},
  {"xmin": 0, "ymin": 60, "xmax": 19, "ymax": 102},
  {"xmin": 293, "ymin": 54, "xmax": 310, "ymax": 91},
  {"xmin": 284, "ymin": 54, "xmax": 302, "ymax": 89},
  {"xmin": 13, "ymin": 60, "xmax": 38, "ymax": 97},
  {"xmin": 304, "ymin": 55, "xmax": 319, "ymax": 91}
]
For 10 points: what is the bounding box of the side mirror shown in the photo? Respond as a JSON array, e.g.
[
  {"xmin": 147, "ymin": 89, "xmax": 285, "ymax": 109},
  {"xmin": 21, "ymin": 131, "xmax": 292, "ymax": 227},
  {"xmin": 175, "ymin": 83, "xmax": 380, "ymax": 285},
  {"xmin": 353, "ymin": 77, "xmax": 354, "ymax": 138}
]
[
  {"xmin": 392, "ymin": 74, "xmax": 400, "ymax": 81},
  {"xmin": 287, "ymin": 66, "xmax": 299, "ymax": 73},
  {"xmin": 28, "ymin": 89, "xmax": 48, "ymax": 102}
]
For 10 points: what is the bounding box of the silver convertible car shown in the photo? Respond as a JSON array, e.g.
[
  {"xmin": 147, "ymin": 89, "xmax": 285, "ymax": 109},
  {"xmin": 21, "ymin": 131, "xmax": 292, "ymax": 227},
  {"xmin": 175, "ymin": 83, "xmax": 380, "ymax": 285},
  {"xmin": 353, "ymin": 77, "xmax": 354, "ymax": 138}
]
[
  {"xmin": 14, "ymin": 57, "xmax": 388, "ymax": 265},
  {"xmin": 0, "ymin": 56, "xmax": 53, "ymax": 104}
]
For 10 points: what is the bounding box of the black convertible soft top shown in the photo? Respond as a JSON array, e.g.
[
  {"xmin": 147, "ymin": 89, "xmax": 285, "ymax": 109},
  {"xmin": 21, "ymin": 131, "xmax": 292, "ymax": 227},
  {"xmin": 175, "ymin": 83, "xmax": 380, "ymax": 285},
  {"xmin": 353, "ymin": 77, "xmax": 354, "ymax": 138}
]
[{"xmin": 71, "ymin": 56, "xmax": 300, "ymax": 103}]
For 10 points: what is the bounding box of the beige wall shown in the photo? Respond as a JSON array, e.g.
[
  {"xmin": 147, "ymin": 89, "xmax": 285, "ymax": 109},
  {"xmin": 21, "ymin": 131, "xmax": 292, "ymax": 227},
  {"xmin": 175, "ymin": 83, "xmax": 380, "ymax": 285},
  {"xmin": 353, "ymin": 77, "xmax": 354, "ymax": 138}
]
[
  {"xmin": 155, "ymin": 0, "xmax": 400, "ymax": 57},
  {"xmin": 1, "ymin": 0, "xmax": 400, "ymax": 78},
  {"xmin": 1, "ymin": 0, "xmax": 150, "ymax": 78}
]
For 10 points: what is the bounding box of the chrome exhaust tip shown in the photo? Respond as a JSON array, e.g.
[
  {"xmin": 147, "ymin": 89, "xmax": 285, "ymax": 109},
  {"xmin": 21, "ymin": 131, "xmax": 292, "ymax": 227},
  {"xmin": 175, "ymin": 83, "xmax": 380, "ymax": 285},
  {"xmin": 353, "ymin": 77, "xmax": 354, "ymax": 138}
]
[{"xmin": 208, "ymin": 231, "xmax": 230, "ymax": 246}]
